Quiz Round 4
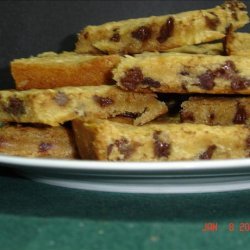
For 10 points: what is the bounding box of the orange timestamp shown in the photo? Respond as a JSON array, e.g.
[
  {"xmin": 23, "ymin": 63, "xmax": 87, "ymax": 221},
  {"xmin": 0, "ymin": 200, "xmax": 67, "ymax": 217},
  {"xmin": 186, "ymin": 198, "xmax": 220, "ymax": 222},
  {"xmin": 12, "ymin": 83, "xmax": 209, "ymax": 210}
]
[{"xmin": 202, "ymin": 222, "xmax": 250, "ymax": 232}]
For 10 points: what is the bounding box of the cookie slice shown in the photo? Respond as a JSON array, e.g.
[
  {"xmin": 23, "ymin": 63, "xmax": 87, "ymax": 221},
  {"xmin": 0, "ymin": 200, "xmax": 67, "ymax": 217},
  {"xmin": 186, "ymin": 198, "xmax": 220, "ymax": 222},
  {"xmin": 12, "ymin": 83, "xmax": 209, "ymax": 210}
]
[
  {"xmin": 181, "ymin": 96, "xmax": 250, "ymax": 125},
  {"xmin": 167, "ymin": 43, "xmax": 223, "ymax": 55},
  {"xmin": 72, "ymin": 118, "xmax": 250, "ymax": 161},
  {"xmin": 0, "ymin": 86, "xmax": 167, "ymax": 126},
  {"xmin": 75, "ymin": 0, "xmax": 248, "ymax": 54},
  {"xmin": 0, "ymin": 124, "xmax": 78, "ymax": 159},
  {"xmin": 224, "ymin": 32, "xmax": 250, "ymax": 56},
  {"xmin": 11, "ymin": 52, "xmax": 121, "ymax": 90},
  {"xmin": 114, "ymin": 53, "xmax": 250, "ymax": 94}
]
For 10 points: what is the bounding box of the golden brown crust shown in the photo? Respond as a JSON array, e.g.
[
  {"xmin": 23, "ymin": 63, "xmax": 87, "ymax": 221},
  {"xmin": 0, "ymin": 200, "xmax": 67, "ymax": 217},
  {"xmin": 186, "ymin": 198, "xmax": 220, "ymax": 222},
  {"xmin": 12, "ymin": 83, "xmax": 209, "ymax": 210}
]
[
  {"xmin": 72, "ymin": 118, "xmax": 250, "ymax": 161},
  {"xmin": 181, "ymin": 96, "xmax": 250, "ymax": 125},
  {"xmin": 0, "ymin": 86, "xmax": 167, "ymax": 126},
  {"xmin": 114, "ymin": 53, "xmax": 250, "ymax": 94},
  {"xmin": 11, "ymin": 52, "xmax": 121, "ymax": 90},
  {"xmin": 75, "ymin": 1, "xmax": 249, "ymax": 54},
  {"xmin": 224, "ymin": 32, "xmax": 250, "ymax": 56},
  {"xmin": 0, "ymin": 124, "xmax": 78, "ymax": 159}
]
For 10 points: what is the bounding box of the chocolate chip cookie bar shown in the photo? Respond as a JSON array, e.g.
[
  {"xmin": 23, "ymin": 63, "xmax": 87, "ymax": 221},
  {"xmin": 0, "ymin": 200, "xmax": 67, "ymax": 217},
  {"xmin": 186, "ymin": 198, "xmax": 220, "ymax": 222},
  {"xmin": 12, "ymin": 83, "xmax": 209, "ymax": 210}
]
[
  {"xmin": 224, "ymin": 32, "xmax": 250, "ymax": 56},
  {"xmin": 72, "ymin": 119, "xmax": 250, "ymax": 161},
  {"xmin": 75, "ymin": 0, "xmax": 248, "ymax": 54},
  {"xmin": 0, "ymin": 124, "xmax": 78, "ymax": 159},
  {"xmin": 11, "ymin": 52, "xmax": 121, "ymax": 90},
  {"xmin": 181, "ymin": 97, "xmax": 250, "ymax": 125},
  {"xmin": 114, "ymin": 53, "xmax": 250, "ymax": 94},
  {"xmin": 0, "ymin": 86, "xmax": 167, "ymax": 126}
]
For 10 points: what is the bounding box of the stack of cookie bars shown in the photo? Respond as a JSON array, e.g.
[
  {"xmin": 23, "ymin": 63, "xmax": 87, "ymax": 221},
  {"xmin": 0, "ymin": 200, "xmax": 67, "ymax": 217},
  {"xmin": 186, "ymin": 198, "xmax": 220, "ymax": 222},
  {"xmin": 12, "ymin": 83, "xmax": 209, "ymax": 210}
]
[{"xmin": 2, "ymin": 0, "xmax": 250, "ymax": 161}]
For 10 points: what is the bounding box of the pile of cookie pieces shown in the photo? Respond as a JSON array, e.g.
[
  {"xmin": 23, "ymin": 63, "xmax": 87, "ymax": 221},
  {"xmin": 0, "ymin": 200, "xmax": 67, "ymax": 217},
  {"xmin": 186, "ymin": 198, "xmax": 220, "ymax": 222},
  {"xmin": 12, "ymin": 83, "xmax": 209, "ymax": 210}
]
[{"xmin": 2, "ymin": 0, "xmax": 250, "ymax": 161}]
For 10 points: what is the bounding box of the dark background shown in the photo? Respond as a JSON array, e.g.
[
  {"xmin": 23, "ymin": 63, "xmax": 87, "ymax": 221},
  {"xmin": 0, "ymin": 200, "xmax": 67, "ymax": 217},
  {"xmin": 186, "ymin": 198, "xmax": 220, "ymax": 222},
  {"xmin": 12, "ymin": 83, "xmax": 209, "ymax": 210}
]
[{"xmin": 0, "ymin": 0, "xmax": 250, "ymax": 89}]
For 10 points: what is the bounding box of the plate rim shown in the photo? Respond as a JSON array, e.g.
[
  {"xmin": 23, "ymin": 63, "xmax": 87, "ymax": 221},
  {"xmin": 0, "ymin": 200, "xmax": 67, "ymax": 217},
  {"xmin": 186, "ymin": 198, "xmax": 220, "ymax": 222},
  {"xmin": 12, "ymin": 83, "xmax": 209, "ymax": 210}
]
[{"xmin": 1, "ymin": 154, "xmax": 250, "ymax": 174}]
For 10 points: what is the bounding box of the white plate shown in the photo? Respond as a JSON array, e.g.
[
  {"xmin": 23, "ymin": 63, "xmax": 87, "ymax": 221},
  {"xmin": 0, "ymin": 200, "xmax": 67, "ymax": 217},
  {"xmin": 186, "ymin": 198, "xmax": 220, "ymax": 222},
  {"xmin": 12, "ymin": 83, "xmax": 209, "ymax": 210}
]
[{"xmin": 1, "ymin": 154, "xmax": 250, "ymax": 193}]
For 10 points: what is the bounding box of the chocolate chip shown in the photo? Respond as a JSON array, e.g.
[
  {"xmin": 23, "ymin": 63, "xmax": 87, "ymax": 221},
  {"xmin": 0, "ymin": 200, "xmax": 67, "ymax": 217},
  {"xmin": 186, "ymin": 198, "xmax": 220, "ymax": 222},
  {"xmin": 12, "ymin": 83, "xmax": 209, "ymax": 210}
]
[
  {"xmin": 107, "ymin": 137, "xmax": 134, "ymax": 160},
  {"xmin": 181, "ymin": 82, "xmax": 188, "ymax": 92},
  {"xmin": 205, "ymin": 13, "xmax": 220, "ymax": 30},
  {"xmin": 214, "ymin": 60, "xmax": 237, "ymax": 79},
  {"xmin": 224, "ymin": 60, "xmax": 237, "ymax": 73},
  {"xmin": 110, "ymin": 33, "xmax": 120, "ymax": 42},
  {"xmin": 180, "ymin": 111, "xmax": 195, "ymax": 122},
  {"xmin": 157, "ymin": 17, "xmax": 174, "ymax": 43},
  {"xmin": 239, "ymin": 5, "xmax": 247, "ymax": 11},
  {"xmin": 38, "ymin": 142, "xmax": 52, "ymax": 153},
  {"xmin": 118, "ymin": 112, "xmax": 141, "ymax": 119},
  {"xmin": 231, "ymin": 78, "xmax": 250, "ymax": 90},
  {"xmin": 246, "ymin": 136, "xmax": 250, "ymax": 148},
  {"xmin": 224, "ymin": 60, "xmax": 237, "ymax": 71},
  {"xmin": 4, "ymin": 97, "xmax": 25, "ymax": 116},
  {"xmin": 142, "ymin": 77, "xmax": 161, "ymax": 88},
  {"xmin": 246, "ymin": 136, "xmax": 250, "ymax": 156},
  {"xmin": 214, "ymin": 60, "xmax": 250, "ymax": 90},
  {"xmin": 196, "ymin": 60, "xmax": 250, "ymax": 91},
  {"xmin": 93, "ymin": 95, "xmax": 114, "ymax": 107},
  {"xmin": 199, "ymin": 145, "xmax": 217, "ymax": 160},
  {"xmin": 209, "ymin": 113, "xmax": 215, "ymax": 124},
  {"xmin": 121, "ymin": 68, "xmax": 160, "ymax": 90},
  {"xmin": 153, "ymin": 131, "xmax": 170, "ymax": 158},
  {"xmin": 198, "ymin": 70, "xmax": 215, "ymax": 90},
  {"xmin": 115, "ymin": 138, "xmax": 131, "ymax": 157},
  {"xmin": 83, "ymin": 32, "xmax": 89, "ymax": 39},
  {"xmin": 132, "ymin": 26, "xmax": 152, "ymax": 41},
  {"xmin": 120, "ymin": 67, "xmax": 144, "ymax": 91},
  {"xmin": 233, "ymin": 103, "xmax": 247, "ymax": 124},
  {"xmin": 180, "ymin": 70, "xmax": 190, "ymax": 76},
  {"xmin": 54, "ymin": 92, "xmax": 69, "ymax": 106}
]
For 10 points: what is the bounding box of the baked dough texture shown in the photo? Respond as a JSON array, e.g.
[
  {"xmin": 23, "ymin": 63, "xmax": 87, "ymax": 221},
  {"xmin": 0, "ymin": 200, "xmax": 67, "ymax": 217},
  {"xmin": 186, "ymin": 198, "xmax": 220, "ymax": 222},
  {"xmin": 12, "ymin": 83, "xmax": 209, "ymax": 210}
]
[
  {"xmin": 224, "ymin": 32, "xmax": 250, "ymax": 56},
  {"xmin": 113, "ymin": 53, "xmax": 250, "ymax": 94},
  {"xmin": 72, "ymin": 119, "xmax": 250, "ymax": 161},
  {"xmin": 0, "ymin": 86, "xmax": 167, "ymax": 126},
  {"xmin": 11, "ymin": 52, "xmax": 121, "ymax": 90},
  {"xmin": 0, "ymin": 124, "xmax": 78, "ymax": 159},
  {"xmin": 75, "ymin": 0, "xmax": 248, "ymax": 54},
  {"xmin": 181, "ymin": 96, "xmax": 250, "ymax": 125},
  {"xmin": 166, "ymin": 43, "xmax": 223, "ymax": 55}
]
